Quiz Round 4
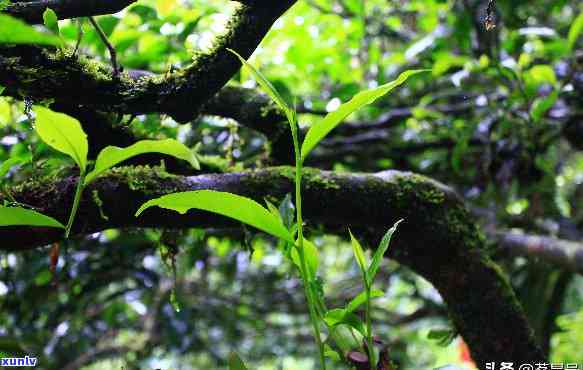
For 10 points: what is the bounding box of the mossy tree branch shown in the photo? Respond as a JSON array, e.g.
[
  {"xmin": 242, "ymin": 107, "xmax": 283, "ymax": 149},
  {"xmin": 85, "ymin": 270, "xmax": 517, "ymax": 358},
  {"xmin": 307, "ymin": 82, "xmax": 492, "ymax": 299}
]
[
  {"xmin": 0, "ymin": 2, "xmax": 296, "ymax": 123},
  {"xmin": 3, "ymin": 0, "xmax": 137, "ymax": 24},
  {"xmin": 0, "ymin": 166, "xmax": 544, "ymax": 364}
]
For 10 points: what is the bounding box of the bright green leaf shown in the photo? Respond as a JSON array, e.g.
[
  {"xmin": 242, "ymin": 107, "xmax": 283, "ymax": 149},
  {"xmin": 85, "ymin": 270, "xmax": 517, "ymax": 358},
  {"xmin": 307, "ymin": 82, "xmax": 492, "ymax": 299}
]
[
  {"xmin": 0, "ymin": 86, "xmax": 4, "ymax": 95},
  {"xmin": 301, "ymin": 69, "xmax": 429, "ymax": 159},
  {"xmin": 0, "ymin": 155, "xmax": 31, "ymax": 179},
  {"xmin": 42, "ymin": 8, "xmax": 60, "ymax": 36},
  {"xmin": 34, "ymin": 106, "xmax": 88, "ymax": 172},
  {"xmin": 135, "ymin": 190, "xmax": 294, "ymax": 243},
  {"xmin": 290, "ymin": 238, "xmax": 320, "ymax": 279},
  {"xmin": 228, "ymin": 352, "xmax": 248, "ymax": 370},
  {"xmin": 85, "ymin": 139, "xmax": 199, "ymax": 184},
  {"xmin": 349, "ymin": 230, "xmax": 367, "ymax": 279},
  {"xmin": 0, "ymin": 206, "xmax": 65, "ymax": 229},
  {"xmin": 367, "ymin": 219, "xmax": 402, "ymax": 286},
  {"xmin": 227, "ymin": 48, "xmax": 295, "ymax": 125},
  {"xmin": 568, "ymin": 10, "xmax": 583, "ymax": 51},
  {"xmin": 0, "ymin": 14, "xmax": 61, "ymax": 46},
  {"xmin": 346, "ymin": 289, "xmax": 384, "ymax": 313}
]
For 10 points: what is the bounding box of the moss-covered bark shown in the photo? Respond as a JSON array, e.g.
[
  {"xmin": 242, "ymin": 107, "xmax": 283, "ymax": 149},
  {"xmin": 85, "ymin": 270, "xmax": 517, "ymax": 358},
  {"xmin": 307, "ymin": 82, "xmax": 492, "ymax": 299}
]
[
  {"xmin": 0, "ymin": 2, "xmax": 297, "ymax": 123},
  {"xmin": 0, "ymin": 166, "xmax": 544, "ymax": 365}
]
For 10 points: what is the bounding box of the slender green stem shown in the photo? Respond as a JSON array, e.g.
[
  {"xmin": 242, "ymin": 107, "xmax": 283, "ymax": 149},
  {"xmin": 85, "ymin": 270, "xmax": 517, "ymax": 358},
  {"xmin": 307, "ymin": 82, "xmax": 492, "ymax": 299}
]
[
  {"xmin": 65, "ymin": 171, "xmax": 85, "ymax": 238},
  {"xmin": 290, "ymin": 116, "xmax": 326, "ymax": 370},
  {"xmin": 365, "ymin": 284, "xmax": 376, "ymax": 369}
]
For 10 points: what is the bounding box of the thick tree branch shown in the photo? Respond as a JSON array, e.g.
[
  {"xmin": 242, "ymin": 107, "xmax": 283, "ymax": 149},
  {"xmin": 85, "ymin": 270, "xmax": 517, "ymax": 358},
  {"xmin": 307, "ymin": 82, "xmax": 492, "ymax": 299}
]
[
  {"xmin": 492, "ymin": 231, "xmax": 583, "ymax": 274},
  {"xmin": 3, "ymin": 0, "xmax": 136, "ymax": 23},
  {"xmin": 0, "ymin": 166, "xmax": 544, "ymax": 364},
  {"xmin": 0, "ymin": 2, "xmax": 296, "ymax": 122}
]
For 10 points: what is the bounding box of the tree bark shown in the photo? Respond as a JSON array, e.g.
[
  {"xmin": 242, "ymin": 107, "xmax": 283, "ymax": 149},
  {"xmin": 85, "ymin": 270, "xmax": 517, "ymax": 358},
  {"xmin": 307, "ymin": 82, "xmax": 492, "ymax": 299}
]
[{"xmin": 0, "ymin": 166, "xmax": 545, "ymax": 365}]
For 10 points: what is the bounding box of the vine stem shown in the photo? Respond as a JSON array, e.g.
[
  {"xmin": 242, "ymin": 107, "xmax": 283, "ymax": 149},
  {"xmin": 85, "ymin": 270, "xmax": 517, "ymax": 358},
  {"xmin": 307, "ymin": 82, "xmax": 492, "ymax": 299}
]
[
  {"xmin": 65, "ymin": 171, "xmax": 85, "ymax": 238},
  {"xmin": 291, "ymin": 116, "xmax": 326, "ymax": 370},
  {"xmin": 365, "ymin": 283, "xmax": 376, "ymax": 368}
]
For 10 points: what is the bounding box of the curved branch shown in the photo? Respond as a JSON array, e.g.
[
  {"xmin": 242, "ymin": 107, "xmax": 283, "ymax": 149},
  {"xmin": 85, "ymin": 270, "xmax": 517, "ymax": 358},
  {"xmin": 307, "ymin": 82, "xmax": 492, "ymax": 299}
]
[
  {"xmin": 0, "ymin": 166, "xmax": 544, "ymax": 364},
  {"xmin": 0, "ymin": 2, "xmax": 296, "ymax": 122},
  {"xmin": 492, "ymin": 231, "xmax": 583, "ymax": 274}
]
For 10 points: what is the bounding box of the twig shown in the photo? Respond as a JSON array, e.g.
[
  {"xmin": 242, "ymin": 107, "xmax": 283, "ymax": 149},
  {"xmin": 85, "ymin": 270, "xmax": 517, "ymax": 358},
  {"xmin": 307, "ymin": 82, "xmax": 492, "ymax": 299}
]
[{"xmin": 88, "ymin": 16, "xmax": 119, "ymax": 78}]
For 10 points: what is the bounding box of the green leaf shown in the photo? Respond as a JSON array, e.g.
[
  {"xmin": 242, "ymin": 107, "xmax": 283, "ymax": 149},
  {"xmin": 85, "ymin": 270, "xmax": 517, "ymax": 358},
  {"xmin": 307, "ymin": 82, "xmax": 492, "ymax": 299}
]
[
  {"xmin": 264, "ymin": 198, "xmax": 282, "ymax": 221},
  {"xmin": 367, "ymin": 219, "xmax": 402, "ymax": 286},
  {"xmin": 346, "ymin": 289, "xmax": 384, "ymax": 313},
  {"xmin": 329, "ymin": 324, "xmax": 362, "ymax": 353},
  {"xmin": 0, "ymin": 85, "xmax": 5, "ymax": 95},
  {"xmin": 34, "ymin": 106, "xmax": 88, "ymax": 172},
  {"xmin": 290, "ymin": 238, "xmax": 320, "ymax": 279},
  {"xmin": 135, "ymin": 190, "xmax": 294, "ymax": 243},
  {"xmin": 349, "ymin": 230, "xmax": 367, "ymax": 279},
  {"xmin": 0, "ymin": 155, "xmax": 31, "ymax": 179},
  {"xmin": 301, "ymin": 69, "xmax": 429, "ymax": 159},
  {"xmin": 85, "ymin": 139, "xmax": 199, "ymax": 184},
  {"xmin": 42, "ymin": 8, "xmax": 60, "ymax": 36},
  {"xmin": 228, "ymin": 352, "xmax": 248, "ymax": 370},
  {"xmin": 530, "ymin": 90, "xmax": 558, "ymax": 123},
  {"xmin": 0, "ymin": 14, "xmax": 62, "ymax": 46},
  {"xmin": 568, "ymin": 10, "xmax": 583, "ymax": 51},
  {"xmin": 324, "ymin": 310, "xmax": 366, "ymax": 337},
  {"xmin": 0, "ymin": 206, "xmax": 65, "ymax": 228},
  {"xmin": 227, "ymin": 48, "xmax": 295, "ymax": 125},
  {"xmin": 324, "ymin": 308, "xmax": 347, "ymax": 327}
]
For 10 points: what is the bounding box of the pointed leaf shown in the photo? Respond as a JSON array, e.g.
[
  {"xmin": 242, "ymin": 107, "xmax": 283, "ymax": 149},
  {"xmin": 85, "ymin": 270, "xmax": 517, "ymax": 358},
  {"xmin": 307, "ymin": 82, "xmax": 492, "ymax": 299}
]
[
  {"xmin": 264, "ymin": 198, "xmax": 282, "ymax": 221},
  {"xmin": 228, "ymin": 352, "xmax": 248, "ymax": 370},
  {"xmin": 34, "ymin": 106, "xmax": 88, "ymax": 172},
  {"xmin": 0, "ymin": 14, "xmax": 62, "ymax": 46},
  {"xmin": 367, "ymin": 219, "xmax": 402, "ymax": 286},
  {"xmin": 278, "ymin": 193, "xmax": 294, "ymax": 229},
  {"xmin": 227, "ymin": 48, "xmax": 295, "ymax": 124},
  {"xmin": 0, "ymin": 206, "xmax": 64, "ymax": 228},
  {"xmin": 301, "ymin": 70, "xmax": 429, "ymax": 158},
  {"xmin": 568, "ymin": 10, "xmax": 583, "ymax": 51},
  {"xmin": 135, "ymin": 190, "xmax": 294, "ymax": 243},
  {"xmin": 349, "ymin": 230, "xmax": 367, "ymax": 279},
  {"xmin": 42, "ymin": 8, "xmax": 60, "ymax": 36},
  {"xmin": 85, "ymin": 139, "xmax": 199, "ymax": 184},
  {"xmin": 346, "ymin": 289, "xmax": 384, "ymax": 313}
]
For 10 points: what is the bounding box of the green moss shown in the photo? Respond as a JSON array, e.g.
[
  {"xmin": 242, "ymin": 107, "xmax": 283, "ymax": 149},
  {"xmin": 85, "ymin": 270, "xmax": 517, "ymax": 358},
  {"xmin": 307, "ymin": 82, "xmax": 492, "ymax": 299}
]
[
  {"xmin": 303, "ymin": 168, "xmax": 341, "ymax": 190},
  {"xmin": 106, "ymin": 166, "xmax": 183, "ymax": 195}
]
